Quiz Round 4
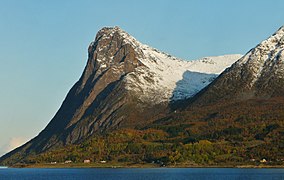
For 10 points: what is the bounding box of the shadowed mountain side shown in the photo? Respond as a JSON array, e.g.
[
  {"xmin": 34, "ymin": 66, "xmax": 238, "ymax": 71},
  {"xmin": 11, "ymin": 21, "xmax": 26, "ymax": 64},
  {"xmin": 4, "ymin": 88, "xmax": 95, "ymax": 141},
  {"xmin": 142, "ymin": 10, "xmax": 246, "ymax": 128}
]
[
  {"xmin": 170, "ymin": 71, "xmax": 217, "ymax": 101},
  {"xmin": 169, "ymin": 70, "xmax": 217, "ymax": 110}
]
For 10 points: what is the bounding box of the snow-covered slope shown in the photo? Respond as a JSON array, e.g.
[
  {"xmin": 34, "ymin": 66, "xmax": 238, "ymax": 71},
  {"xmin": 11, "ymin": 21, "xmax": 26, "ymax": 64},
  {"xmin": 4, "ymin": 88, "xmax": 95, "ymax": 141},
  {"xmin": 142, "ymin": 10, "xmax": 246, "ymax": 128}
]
[
  {"xmin": 126, "ymin": 50, "xmax": 241, "ymax": 102},
  {"xmin": 112, "ymin": 30, "xmax": 241, "ymax": 102}
]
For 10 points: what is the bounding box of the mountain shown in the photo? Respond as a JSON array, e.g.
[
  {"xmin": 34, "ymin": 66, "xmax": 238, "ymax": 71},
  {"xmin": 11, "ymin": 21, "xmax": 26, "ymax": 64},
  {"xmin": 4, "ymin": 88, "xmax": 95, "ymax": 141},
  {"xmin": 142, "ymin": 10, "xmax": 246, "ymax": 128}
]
[
  {"xmin": 189, "ymin": 26, "xmax": 284, "ymax": 106},
  {"xmin": 0, "ymin": 26, "xmax": 241, "ymax": 165},
  {"xmin": 141, "ymin": 26, "xmax": 284, "ymax": 165}
]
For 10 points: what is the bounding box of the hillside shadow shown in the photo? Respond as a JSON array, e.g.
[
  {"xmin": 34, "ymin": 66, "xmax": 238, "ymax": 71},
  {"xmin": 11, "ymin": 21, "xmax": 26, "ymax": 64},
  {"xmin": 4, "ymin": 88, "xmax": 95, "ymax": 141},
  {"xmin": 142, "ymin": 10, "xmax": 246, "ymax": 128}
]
[{"xmin": 169, "ymin": 70, "xmax": 217, "ymax": 110}]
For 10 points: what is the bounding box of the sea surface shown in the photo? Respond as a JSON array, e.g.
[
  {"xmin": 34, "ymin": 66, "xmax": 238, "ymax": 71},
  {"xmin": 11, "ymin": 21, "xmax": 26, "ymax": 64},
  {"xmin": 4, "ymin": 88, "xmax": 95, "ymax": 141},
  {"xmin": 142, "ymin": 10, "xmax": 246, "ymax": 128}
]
[{"xmin": 0, "ymin": 167, "xmax": 283, "ymax": 180}]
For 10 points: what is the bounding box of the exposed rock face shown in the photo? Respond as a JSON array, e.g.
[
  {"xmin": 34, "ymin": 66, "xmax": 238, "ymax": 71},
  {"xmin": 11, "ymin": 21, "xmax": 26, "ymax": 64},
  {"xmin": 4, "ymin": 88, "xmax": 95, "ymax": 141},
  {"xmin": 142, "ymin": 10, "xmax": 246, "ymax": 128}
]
[
  {"xmin": 190, "ymin": 26, "xmax": 284, "ymax": 106},
  {"xmin": 0, "ymin": 27, "xmax": 240, "ymax": 164},
  {"xmin": 31, "ymin": 27, "xmax": 163, "ymax": 151}
]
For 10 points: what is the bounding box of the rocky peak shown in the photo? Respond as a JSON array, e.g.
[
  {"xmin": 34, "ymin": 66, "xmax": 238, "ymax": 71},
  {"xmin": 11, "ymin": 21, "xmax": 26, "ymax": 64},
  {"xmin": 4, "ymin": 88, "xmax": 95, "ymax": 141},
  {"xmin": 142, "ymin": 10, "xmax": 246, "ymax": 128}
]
[
  {"xmin": 94, "ymin": 26, "xmax": 142, "ymax": 47},
  {"xmin": 258, "ymin": 25, "xmax": 284, "ymax": 48},
  {"xmin": 79, "ymin": 27, "xmax": 145, "ymax": 91},
  {"xmin": 230, "ymin": 25, "xmax": 284, "ymax": 91},
  {"xmin": 89, "ymin": 26, "xmax": 144, "ymax": 63},
  {"xmin": 237, "ymin": 25, "xmax": 284, "ymax": 66}
]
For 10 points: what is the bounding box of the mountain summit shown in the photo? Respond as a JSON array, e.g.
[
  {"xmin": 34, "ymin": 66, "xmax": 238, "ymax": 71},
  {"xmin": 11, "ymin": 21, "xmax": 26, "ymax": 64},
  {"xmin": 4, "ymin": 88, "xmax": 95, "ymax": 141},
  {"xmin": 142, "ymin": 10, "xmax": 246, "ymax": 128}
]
[{"xmin": 0, "ymin": 27, "xmax": 240, "ymax": 165}]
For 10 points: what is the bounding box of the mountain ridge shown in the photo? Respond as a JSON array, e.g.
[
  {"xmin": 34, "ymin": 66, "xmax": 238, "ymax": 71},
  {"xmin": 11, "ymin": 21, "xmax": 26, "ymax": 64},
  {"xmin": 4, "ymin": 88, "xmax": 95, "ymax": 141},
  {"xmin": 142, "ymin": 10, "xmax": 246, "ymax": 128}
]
[{"xmin": 185, "ymin": 25, "xmax": 284, "ymax": 107}]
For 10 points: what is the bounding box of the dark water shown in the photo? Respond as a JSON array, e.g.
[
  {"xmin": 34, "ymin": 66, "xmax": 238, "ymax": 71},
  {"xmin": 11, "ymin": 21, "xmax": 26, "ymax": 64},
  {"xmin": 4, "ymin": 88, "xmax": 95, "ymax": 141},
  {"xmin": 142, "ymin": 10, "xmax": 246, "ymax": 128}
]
[{"xmin": 0, "ymin": 168, "xmax": 284, "ymax": 180}]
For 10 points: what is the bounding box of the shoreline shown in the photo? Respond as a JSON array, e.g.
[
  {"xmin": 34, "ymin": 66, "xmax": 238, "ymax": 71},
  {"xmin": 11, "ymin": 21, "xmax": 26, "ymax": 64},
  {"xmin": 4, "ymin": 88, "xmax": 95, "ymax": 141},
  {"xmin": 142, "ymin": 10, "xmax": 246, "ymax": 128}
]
[{"xmin": 8, "ymin": 163, "xmax": 284, "ymax": 169}]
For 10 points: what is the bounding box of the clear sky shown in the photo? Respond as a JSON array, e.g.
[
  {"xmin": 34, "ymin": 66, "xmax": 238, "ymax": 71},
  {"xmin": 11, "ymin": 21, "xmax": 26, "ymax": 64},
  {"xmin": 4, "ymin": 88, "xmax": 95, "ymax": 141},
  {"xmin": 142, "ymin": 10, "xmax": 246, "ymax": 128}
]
[{"xmin": 0, "ymin": 0, "xmax": 284, "ymax": 156}]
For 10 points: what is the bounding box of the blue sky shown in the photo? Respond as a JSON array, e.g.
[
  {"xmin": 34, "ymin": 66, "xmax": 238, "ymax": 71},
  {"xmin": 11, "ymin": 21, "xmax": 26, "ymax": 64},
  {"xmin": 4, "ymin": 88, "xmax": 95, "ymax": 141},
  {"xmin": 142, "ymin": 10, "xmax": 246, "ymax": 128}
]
[{"xmin": 0, "ymin": 0, "xmax": 284, "ymax": 155}]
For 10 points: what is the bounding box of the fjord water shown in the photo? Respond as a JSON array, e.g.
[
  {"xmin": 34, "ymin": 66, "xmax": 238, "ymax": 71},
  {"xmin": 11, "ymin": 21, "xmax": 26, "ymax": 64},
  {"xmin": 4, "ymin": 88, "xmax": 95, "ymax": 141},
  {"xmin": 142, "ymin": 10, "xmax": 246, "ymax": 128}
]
[{"xmin": 0, "ymin": 168, "xmax": 283, "ymax": 180}]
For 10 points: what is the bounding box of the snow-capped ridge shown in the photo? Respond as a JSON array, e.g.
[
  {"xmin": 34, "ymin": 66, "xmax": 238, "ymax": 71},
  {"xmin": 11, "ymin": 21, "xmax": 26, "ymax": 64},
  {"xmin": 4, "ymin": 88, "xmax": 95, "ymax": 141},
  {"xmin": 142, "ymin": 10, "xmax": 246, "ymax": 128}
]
[
  {"xmin": 90, "ymin": 26, "xmax": 242, "ymax": 102},
  {"xmin": 232, "ymin": 25, "xmax": 284, "ymax": 88}
]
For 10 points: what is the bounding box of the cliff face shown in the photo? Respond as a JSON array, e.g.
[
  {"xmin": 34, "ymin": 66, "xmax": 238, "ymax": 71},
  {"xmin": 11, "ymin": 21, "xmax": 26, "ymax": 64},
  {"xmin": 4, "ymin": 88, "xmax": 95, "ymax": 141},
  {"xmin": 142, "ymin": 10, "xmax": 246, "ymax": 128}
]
[{"xmin": 0, "ymin": 27, "xmax": 241, "ymax": 165}]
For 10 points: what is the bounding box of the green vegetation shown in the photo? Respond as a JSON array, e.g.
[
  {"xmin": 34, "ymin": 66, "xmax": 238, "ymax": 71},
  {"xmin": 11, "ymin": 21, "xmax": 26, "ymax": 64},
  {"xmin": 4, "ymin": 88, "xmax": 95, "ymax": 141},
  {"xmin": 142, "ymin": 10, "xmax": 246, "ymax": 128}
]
[
  {"xmin": 2, "ymin": 98, "xmax": 284, "ymax": 168},
  {"xmin": 18, "ymin": 122, "xmax": 283, "ymax": 167}
]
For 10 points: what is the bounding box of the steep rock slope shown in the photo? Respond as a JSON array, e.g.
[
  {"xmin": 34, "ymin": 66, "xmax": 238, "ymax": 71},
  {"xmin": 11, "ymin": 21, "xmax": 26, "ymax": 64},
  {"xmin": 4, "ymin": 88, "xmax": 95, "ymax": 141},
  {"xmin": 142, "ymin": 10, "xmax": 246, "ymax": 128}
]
[{"xmin": 0, "ymin": 27, "xmax": 240, "ymax": 164}]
